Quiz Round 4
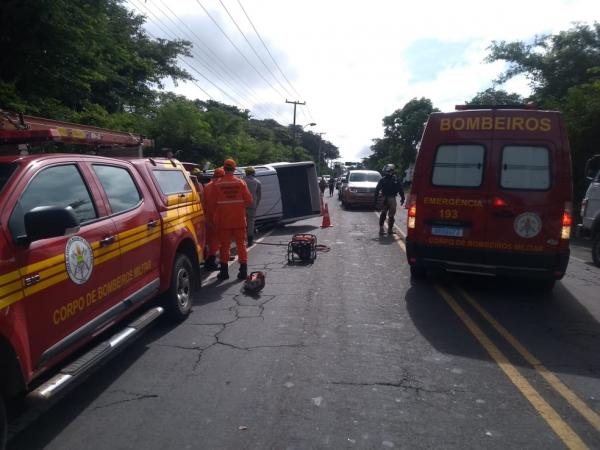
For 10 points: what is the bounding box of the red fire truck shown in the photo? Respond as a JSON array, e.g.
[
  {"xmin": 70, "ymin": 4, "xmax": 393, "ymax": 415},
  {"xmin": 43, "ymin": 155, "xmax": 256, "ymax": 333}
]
[{"xmin": 0, "ymin": 111, "xmax": 206, "ymax": 446}]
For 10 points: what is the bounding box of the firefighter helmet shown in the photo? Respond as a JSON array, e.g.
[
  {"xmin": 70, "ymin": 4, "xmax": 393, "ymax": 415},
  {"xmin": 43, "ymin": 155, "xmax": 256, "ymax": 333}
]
[{"xmin": 382, "ymin": 164, "xmax": 395, "ymax": 175}]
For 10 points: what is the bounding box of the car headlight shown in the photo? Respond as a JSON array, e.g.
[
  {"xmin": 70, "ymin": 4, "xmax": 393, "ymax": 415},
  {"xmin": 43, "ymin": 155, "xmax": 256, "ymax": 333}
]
[{"xmin": 348, "ymin": 188, "xmax": 357, "ymax": 193}]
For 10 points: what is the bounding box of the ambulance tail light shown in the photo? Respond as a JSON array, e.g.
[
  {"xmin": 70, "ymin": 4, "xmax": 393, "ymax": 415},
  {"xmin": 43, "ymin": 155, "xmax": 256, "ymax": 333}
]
[
  {"xmin": 492, "ymin": 196, "xmax": 508, "ymax": 207},
  {"xmin": 407, "ymin": 195, "xmax": 417, "ymax": 229},
  {"xmin": 561, "ymin": 202, "xmax": 572, "ymax": 240}
]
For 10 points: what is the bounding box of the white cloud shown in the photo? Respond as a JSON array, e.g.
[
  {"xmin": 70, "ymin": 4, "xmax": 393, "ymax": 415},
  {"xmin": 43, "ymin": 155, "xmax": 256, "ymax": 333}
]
[{"xmin": 127, "ymin": 0, "xmax": 600, "ymax": 160}]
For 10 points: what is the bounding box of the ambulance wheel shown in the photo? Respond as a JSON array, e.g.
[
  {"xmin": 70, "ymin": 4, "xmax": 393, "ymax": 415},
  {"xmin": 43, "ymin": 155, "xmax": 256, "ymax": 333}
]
[
  {"xmin": 0, "ymin": 394, "xmax": 6, "ymax": 450},
  {"xmin": 592, "ymin": 233, "xmax": 600, "ymax": 267},
  {"xmin": 410, "ymin": 265, "xmax": 426, "ymax": 278},
  {"xmin": 166, "ymin": 253, "xmax": 194, "ymax": 321}
]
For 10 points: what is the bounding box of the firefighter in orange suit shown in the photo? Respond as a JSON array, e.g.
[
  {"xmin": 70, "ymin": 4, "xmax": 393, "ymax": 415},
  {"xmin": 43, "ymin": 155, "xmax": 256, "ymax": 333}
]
[
  {"xmin": 203, "ymin": 167, "xmax": 225, "ymax": 272},
  {"xmin": 209, "ymin": 159, "xmax": 253, "ymax": 280}
]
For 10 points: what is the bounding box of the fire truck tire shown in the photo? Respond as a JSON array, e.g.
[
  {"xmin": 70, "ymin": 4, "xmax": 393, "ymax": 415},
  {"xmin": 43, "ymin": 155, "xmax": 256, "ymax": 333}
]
[
  {"xmin": 0, "ymin": 394, "xmax": 6, "ymax": 450},
  {"xmin": 592, "ymin": 233, "xmax": 600, "ymax": 267},
  {"xmin": 165, "ymin": 253, "xmax": 194, "ymax": 321}
]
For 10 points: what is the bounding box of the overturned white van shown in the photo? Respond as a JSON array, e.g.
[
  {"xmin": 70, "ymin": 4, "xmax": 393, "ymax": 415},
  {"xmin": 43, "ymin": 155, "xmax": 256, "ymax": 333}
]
[{"xmin": 242, "ymin": 161, "xmax": 321, "ymax": 226}]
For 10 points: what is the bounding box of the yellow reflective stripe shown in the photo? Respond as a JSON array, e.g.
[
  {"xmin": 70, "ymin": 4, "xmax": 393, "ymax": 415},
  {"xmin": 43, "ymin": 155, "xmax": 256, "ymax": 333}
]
[
  {"xmin": 0, "ymin": 291, "xmax": 24, "ymax": 309},
  {"xmin": 95, "ymin": 248, "xmax": 121, "ymax": 266},
  {"xmin": 24, "ymin": 272, "xmax": 69, "ymax": 297},
  {"xmin": 117, "ymin": 223, "xmax": 148, "ymax": 240},
  {"xmin": 22, "ymin": 253, "xmax": 65, "ymax": 275},
  {"xmin": 0, "ymin": 280, "xmax": 22, "ymax": 298},
  {"xmin": 0, "ymin": 270, "xmax": 21, "ymax": 287},
  {"xmin": 118, "ymin": 228, "xmax": 159, "ymax": 248},
  {"xmin": 119, "ymin": 232, "xmax": 161, "ymax": 255},
  {"xmin": 38, "ymin": 263, "xmax": 65, "ymax": 280}
]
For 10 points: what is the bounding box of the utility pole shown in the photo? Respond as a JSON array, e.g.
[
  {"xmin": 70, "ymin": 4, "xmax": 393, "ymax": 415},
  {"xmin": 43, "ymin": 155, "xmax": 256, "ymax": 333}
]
[
  {"xmin": 316, "ymin": 132, "xmax": 326, "ymax": 176},
  {"xmin": 286, "ymin": 99, "xmax": 305, "ymax": 144}
]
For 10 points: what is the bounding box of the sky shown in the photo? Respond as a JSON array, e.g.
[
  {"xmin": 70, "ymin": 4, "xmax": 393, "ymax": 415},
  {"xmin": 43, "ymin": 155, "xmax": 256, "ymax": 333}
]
[{"xmin": 124, "ymin": 0, "xmax": 600, "ymax": 161}]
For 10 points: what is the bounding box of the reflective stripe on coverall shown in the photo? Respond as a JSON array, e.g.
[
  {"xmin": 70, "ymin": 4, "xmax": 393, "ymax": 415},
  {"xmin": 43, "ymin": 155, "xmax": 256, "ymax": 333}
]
[{"xmin": 209, "ymin": 174, "xmax": 253, "ymax": 263}]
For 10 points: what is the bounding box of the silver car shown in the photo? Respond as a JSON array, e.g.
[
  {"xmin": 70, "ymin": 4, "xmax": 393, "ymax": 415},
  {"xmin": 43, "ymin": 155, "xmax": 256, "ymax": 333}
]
[{"xmin": 341, "ymin": 170, "xmax": 382, "ymax": 208}]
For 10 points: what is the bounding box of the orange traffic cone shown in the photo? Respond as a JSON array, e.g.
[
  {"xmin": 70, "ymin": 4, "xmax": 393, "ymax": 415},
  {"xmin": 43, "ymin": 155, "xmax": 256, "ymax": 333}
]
[{"xmin": 321, "ymin": 203, "xmax": 333, "ymax": 228}]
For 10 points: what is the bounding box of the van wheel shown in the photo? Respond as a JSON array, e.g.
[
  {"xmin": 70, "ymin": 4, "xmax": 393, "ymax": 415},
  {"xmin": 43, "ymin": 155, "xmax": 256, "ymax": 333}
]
[
  {"xmin": 0, "ymin": 394, "xmax": 6, "ymax": 450},
  {"xmin": 165, "ymin": 253, "xmax": 195, "ymax": 321},
  {"xmin": 410, "ymin": 266, "xmax": 426, "ymax": 278},
  {"xmin": 592, "ymin": 233, "xmax": 600, "ymax": 267}
]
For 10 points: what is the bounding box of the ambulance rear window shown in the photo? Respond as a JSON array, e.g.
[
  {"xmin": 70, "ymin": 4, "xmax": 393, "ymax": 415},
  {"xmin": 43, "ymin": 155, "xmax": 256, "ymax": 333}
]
[
  {"xmin": 500, "ymin": 146, "xmax": 550, "ymax": 190},
  {"xmin": 432, "ymin": 144, "xmax": 484, "ymax": 188}
]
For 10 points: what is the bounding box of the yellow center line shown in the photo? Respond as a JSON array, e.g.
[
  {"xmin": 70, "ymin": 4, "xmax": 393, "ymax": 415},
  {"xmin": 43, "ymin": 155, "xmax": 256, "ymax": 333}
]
[
  {"xmin": 375, "ymin": 212, "xmax": 590, "ymax": 448},
  {"xmin": 457, "ymin": 287, "xmax": 600, "ymax": 433},
  {"xmin": 436, "ymin": 286, "xmax": 588, "ymax": 450}
]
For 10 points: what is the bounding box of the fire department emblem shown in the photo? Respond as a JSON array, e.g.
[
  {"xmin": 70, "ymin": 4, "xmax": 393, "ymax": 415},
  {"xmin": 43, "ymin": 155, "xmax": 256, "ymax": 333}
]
[
  {"xmin": 65, "ymin": 236, "xmax": 94, "ymax": 285},
  {"xmin": 514, "ymin": 212, "xmax": 542, "ymax": 239}
]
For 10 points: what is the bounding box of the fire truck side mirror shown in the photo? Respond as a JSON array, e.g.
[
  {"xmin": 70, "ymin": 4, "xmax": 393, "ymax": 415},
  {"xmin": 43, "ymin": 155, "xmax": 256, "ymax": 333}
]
[{"xmin": 23, "ymin": 206, "xmax": 80, "ymax": 243}]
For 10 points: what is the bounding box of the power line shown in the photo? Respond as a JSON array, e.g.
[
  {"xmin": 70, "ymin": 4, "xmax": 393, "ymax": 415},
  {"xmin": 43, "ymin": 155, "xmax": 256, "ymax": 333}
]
[
  {"xmin": 236, "ymin": 0, "xmax": 303, "ymax": 99},
  {"xmin": 150, "ymin": 0, "xmax": 283, "ymax": 120},
  {"xmin": 129, "ymin": 0, "xmax": 254, "ymax": 111},
  {"xmin": 217, "ymin": 0, "xmax": 294, "ymax": 98},
  {"xmin": 193, "ymin": 0, "xmax": 287, "ymax": 100}
]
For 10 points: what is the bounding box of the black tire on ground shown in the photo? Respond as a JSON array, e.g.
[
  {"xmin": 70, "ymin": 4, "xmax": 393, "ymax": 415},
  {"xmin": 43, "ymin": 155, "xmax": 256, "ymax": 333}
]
[
  {"xmin": 0, "ymin": 394, "xmax": 6, "ymax": 450},
  {"xmin": 165, "ymin": 253, "xmax": 195, "ymax": 321},
  {"xmin": 410, "ymin": 265, "xmax": 426, "ymax": 278},
  {"xmin": 592, "ymin": 233, "xmax": 600, "ymax": 268}
]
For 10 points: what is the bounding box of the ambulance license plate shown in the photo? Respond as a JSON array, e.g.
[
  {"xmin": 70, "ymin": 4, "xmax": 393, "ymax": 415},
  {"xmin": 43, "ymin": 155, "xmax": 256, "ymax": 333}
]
[{"xmin": 431, "ymin": 226, "xmax": 464, "ymax": 237}]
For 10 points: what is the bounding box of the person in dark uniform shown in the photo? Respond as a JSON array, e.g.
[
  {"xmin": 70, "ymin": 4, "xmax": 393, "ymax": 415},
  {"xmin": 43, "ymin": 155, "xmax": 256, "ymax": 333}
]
[
  {"xmin": 328, "ymin": 177, "xmax": 335, "ymax": 196},
  {"xmin": 374, "ymin": 164, "xmax": 405, "ymax": 235}
]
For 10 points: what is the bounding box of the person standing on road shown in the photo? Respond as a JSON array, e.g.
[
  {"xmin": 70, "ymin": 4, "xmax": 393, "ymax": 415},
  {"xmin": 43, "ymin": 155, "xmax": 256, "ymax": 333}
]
[
  {"xmin": 244, "ymin": 166, "xmax": 262, "ymax": 247},
  {"xmin": 209, "ymin": 159, "xmax": 253, "ymax": 280},
  {"xmin": 374, "ymin": 164, "xmax": 405, "ymax": 235},
  {"xmin": 203, "ymin": 167, "xmax": 225, "ymax": 272},
  {"xmin": 319, "ymin": 177, "xmax": 327, "ymax": 196},
  {"xmin": 328, "ymin": 177, "xmax": 335, "ymax": 197}
]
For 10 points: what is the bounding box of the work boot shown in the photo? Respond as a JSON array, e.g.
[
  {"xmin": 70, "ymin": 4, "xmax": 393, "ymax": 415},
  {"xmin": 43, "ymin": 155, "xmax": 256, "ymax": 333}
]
[
  {"xmin": 237, "ymin": 263, "xmax": 248, "ymax": 280},
  {"xmin": 217, "ymin": 263, "xmax": 229, "ymax": 280},
  {"xmin": 247, "ymin": 236, "xmax": 254, "ymax": 246},
  {"xmin": 204, "ymin": 255, "xmax": 218, "ymax": 272},
  {"xmin": 379, "ymin": 226, "xmax": 385, "ymax": 235}
]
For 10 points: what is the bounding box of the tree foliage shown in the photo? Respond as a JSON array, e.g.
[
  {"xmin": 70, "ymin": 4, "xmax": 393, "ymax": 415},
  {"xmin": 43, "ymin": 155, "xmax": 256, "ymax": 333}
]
[
  {"xmin": 466, "ymin": 88, "xmax": 524, "ymax": 106},
  {"xmin": 0, "ymin": 0, "xmax": 338, "ymax": 169},
  {"xmin": 364, "ymin": 98, "xmax": 438, "ymax": 172},
  {"xmin": 486, "ymin": 22, "xmax": 600, "ymax": 204}
]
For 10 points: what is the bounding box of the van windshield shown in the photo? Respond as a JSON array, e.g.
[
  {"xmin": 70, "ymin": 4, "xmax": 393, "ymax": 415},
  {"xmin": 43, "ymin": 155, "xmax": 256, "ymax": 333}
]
[{"xmin": 349, "ymin": 173, "xmax": 381, "ymax": 182}]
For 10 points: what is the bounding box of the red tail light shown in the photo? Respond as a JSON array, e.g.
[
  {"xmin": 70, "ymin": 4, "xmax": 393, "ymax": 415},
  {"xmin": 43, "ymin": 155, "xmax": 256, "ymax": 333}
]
[
  {"xmin": 562, "ymin": 211, "xmax": 572, "ymax": 227},
  {"xmin": 492, "ymin": 196, "xmax": 508, "ymax": 207},
  {"xmin": 407, "ymin": 194, "xmax": 416, "ymax": 229},
  {"xmin": 561, "ymin": 202, "xmax": 572, "ymax": 240}
]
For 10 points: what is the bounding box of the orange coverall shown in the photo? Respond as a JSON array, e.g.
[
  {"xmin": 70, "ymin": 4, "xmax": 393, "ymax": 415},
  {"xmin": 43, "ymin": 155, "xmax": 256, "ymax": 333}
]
[
  {"xmin": 209, "ymin": 173, "xmax": 253, "ymax": 264},
  {"xmin": 203, "ymin": 180, "xmax": 220, "ymax": 258}
]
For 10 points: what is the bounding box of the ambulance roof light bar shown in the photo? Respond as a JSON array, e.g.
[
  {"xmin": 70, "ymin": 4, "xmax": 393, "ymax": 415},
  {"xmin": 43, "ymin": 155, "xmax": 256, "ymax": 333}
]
[
  {"xmin": 455, "ymin": 103, "xmax": 537, "ymax": 111},
  {"xmin": 0, "ymin": 110, "xmax": 153, "ymax": 149}
]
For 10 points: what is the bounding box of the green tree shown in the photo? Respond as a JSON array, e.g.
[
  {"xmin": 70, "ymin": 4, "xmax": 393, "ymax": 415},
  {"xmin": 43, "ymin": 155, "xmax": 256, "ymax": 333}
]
[
  {"xmin": 485, "ymin": 22, "xmax": 600, "ymax": 205},
  {"xmin": 467, "ymin": 88, "xmax": 524, "ymax": 105},
  {"xmin": 366, "ymin": 98, "xmax": 438, "ymax": 172},
  {"xmin": 0, "ymin": 0, "xmax": 191, "ymax": 117}
]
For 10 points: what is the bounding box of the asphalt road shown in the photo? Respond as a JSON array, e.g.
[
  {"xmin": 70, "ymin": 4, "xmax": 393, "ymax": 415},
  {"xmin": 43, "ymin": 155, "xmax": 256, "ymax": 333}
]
[{"xmin": 7, "ymin": 194, "xmax": 600, "ymax": 449}]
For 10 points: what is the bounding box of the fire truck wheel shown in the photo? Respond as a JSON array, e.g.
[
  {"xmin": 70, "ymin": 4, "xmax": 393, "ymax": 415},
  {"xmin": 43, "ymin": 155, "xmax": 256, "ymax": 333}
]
[
  {"xmin": 592, "ymin": 233, "xmax": 600, "ymax": 268},
  {"xmin": 0, "ymin": 394, "xmax": 6, "ymax": 450},
  {"xmin": 165, "ymin": 253, "xmax": 194, "ymax": 321}
]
